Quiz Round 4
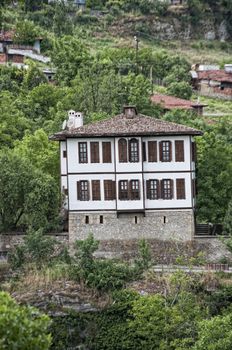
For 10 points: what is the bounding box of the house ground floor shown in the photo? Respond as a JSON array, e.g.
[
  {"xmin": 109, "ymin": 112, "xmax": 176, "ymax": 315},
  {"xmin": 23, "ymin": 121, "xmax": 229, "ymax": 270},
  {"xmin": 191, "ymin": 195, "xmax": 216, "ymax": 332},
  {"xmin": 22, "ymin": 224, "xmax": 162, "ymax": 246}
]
[{"xmin": 69, "ymin": 209, "xmax": 195, "ymax": 244}]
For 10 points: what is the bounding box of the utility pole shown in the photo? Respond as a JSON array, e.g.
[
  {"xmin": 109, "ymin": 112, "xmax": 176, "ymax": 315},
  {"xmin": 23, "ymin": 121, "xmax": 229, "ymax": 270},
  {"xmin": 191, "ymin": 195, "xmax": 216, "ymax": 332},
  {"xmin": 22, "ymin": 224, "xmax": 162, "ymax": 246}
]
[
  {"xmin": 150, "ymin": 66, "xmax": 153, "ymax": 95},
  {"xmin": 134, "ymin": 35, "xmax": 139, "ymax": 75}
]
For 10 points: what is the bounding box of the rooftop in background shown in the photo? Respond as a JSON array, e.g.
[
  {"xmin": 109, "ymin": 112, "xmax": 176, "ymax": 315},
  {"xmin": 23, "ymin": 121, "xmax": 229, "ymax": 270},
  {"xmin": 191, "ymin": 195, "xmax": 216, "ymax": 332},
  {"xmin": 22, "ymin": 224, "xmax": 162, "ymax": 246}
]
[
  {"xmin": 0, "ymin": 30, "xmax": 15, "ymax": 42},
  {"xmin": 50, "ymin": 106, "xmax": 203, "ymax": 141},
  {"xmin": 197, "ymin": 70, "xmax": 232, "ymax": 83},
  {"xmin": 151, "ymin": 94, "xmax": 207, "ymax": 113}
]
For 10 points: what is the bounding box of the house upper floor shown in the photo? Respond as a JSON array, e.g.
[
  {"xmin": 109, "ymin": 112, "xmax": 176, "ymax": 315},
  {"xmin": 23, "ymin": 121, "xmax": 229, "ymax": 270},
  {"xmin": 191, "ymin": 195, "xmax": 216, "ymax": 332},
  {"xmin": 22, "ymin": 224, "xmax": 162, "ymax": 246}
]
[
  {"xmin": 51, "ymin": 107, "xmax": 201, "ymax": 175},
  {"xmin": 60, "ymin": 134, "xmax": 197, "ymax": 175}
]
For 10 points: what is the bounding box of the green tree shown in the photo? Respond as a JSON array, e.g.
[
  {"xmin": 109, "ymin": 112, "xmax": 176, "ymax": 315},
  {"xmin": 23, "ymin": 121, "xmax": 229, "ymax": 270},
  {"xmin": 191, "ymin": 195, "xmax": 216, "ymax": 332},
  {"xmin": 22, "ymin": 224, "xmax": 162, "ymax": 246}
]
[
  {"xmin": 52, "ymin": 36, "xmax": 90, "ymax": 85},
  {"xmin": 13, "ymin": 129, "xmax": 59, "ymax": 178},
  {"xmin": 223, "ymin": 200, "xmax": 232, "ymax": 235},
  {"xmin": 14, "ymin": 20, "xmax": 40, "ymax": 45},
  {"xmin": 23, "ymin": 63, "xmax": 48, "ymax": 90},
  {"xmin": 197, "ymin": 129, "xmax": 232, "ymax": 223},
  {"xmin": 0, "ymin": 292, "xmax": 51, "ymax": 350},
  {"xmin": 193, "ymin": 312, "xmax": 232, "ymax": 350},
  {"xmin": 53, "ymin": 1, "xmax": 73, "ymax": 36},
  {"xmin": 167, "ymin": 81, "xmax": 192, "ymax": 100},
  {"xmin": 0, "ymin": 151, "xmax": 59, "ymax": 232},
  {"xmin": 0, "ymin": 92, "xmax": 30, "ymax": 148}
]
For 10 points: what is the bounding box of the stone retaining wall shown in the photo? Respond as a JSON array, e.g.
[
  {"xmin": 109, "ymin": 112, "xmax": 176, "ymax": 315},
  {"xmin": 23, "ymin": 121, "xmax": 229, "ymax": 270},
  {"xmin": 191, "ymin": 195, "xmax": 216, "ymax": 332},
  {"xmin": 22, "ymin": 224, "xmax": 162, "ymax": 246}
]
[{"xmin": 69, "ymin": 210, "xmax": 194, "ymax": 245}]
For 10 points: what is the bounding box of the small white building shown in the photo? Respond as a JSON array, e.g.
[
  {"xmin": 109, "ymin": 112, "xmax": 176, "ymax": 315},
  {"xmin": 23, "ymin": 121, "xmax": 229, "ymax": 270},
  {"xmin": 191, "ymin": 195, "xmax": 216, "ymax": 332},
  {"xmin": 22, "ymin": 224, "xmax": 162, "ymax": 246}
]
[{"xmin": 50, "ymin": 107, "xmax": 202, "ymax": 243}]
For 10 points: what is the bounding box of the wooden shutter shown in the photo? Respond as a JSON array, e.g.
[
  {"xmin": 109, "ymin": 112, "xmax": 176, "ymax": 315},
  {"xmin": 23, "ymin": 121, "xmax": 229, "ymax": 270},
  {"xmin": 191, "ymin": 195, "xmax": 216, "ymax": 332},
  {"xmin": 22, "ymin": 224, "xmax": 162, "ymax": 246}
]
[
  {"xmin": 160, "ymin": 179, "xmax": 165, "ymax": 199},
  {"xmin": 77, "ymin": 181, "xmax": 80, "ymax": 200},
  {"xmin": 112, "ymin": 181, "xmax": 116, "ymax": 200},
  {"xmin": 176, "ymin": 178, "xmax": 186, "ymax": 199},
  {"xmin": 118, "ymin": 139, "xmax": 127, "ymax": 163},
  {"xmin": 175, "ymin": 141, "xmax": 185, "ymax": 162},
  {"xmin": 192, "ymin": 142, "xmax": 197, "ymax": 162},
  {"xmin": 118, "ymin": 181, "xmax": 122, "ymax": 200},
  {"xmin": 86, "ymin": 181, "xmax": 90, "ymax": 201},
  {"xmin": 104, "ymin": 180, "xmax": 115, "ymax": 200},
  {"xmin": 90, "ymin": 142, "xmax": 99, "ymax": 163},
  {"xmin": 142, "ymin": 142, "xmax": 147, "ymax": 162},
  {"xmin": 102, "ymin": 142, "xmax": 112, "ymax": 163},
  {"xmin": 92, "ymin": 180, "xmax": 101, "ymax": 201},
  {"xmin": 159, "ymin": 142, "xmax": 163, "ymax": 162},
  {"xmin": 146, "ymin": 180, "xmax": 151, "ymax": 199},
  {"xmin": 169, "ymin": 142, "xmax": 172, "ymax": 162},
  {"xmin": 148, "ymin": 141, "xmax": 157, "ymax": 162},
  {"xmin": 170, "ymin": 179, "xmax": 174, "ymax": 199}
]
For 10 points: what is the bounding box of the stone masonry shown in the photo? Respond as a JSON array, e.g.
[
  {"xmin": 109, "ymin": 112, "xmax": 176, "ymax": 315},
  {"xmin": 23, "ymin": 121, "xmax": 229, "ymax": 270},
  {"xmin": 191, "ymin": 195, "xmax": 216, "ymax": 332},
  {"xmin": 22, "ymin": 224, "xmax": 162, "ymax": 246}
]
[{"xmin": 69, "ymin": 209, "xmax": 194, "ymax": 244}]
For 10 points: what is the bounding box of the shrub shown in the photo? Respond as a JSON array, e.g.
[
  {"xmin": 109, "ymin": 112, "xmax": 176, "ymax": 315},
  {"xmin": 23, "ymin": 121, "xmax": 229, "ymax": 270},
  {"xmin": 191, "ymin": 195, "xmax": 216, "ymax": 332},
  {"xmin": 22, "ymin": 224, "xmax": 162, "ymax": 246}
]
[
  {"xmin": 8, "ymin": 228, "xmax": 70, "ymax": 270},
  {"xmin": 0, "ymin": 292, "xmax": 51, "ymax": 350}
]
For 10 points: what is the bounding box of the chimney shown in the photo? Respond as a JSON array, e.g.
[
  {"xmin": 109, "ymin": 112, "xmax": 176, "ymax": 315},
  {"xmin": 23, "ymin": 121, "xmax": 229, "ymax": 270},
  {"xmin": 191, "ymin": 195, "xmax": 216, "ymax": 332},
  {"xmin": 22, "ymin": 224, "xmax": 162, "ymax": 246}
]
[
  {"xmin": 66, "ymin": 110, "xmax": 83, "ymax": 130},
  {"xmin": 123, "ymin": 106, "xmax": 137, "ymax": 119},
  {"xmin": 224, "ymin": 64, "xmax": 232, "ymax": 74}
]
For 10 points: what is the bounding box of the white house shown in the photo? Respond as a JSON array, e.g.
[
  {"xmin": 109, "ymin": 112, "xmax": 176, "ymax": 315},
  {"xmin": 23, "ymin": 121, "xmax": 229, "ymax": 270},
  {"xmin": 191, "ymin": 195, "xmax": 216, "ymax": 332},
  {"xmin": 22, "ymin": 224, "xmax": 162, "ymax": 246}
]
[{"xmin": 50, "ymin": 107, "xmax": 202, "ymax": 243}]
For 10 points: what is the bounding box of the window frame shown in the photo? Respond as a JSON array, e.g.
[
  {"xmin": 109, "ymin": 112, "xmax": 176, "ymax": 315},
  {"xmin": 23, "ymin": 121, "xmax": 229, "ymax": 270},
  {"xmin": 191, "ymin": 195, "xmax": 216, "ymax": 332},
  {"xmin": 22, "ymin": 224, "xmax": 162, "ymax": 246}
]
[
  {"xmin": 77, "ymin": 180, "xmax": 89, "ymax": 201},
  {"xmin": 130, "ymin": 179, "xmax": 140, "ymax": 200},
  {"xmin": 160, "ymin": 141, "xmax": 172, "ymax": 162},
  {"xmin": 161, "ymin": 179, "xmax": 173, "ymax": 200},
  {"xmin": 147, "ymin": 179, "xmax": 159, "ymax": 200},
  {"xmin": 119, "ymin": 180, "xmax": 129, "ymax": 200},
  {"xmin": 78, "ymin": 142, "xmax": 88, "ymax": 164},
  {"xmin": 129, "ymin": 138, "xmax": 139, "ymax": 163}
]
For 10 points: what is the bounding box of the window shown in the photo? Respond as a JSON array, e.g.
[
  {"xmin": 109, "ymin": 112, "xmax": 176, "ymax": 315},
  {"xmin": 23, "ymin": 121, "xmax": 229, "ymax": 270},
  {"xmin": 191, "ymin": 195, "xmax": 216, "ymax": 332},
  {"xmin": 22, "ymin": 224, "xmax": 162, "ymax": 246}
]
[
  {"xmin": 85, "ymin": 216, "xmax": 89, "ymax": 224},
  {"xmin": 130, "ymin": 180, "xmax": 140, "ymax": 200},
  {"xmin": 161, "ymin": 179, "xmax": 173, "ymax": 200},
  {"xmin": 160, "ymin": 141, "xmax": 172, "ymax": 162},
  {"xmin": 119, "ymin": 180, "xmax": 140, "ymax": 200},
  {"xmin": 78, "ymin": 142, "xmax": 88, "ymax": 163},
  {"xmin": 104, "ymin": 180, "xmax": 116, "ymax": 200},
  {"xmin": 135, "ymin": 216, "xmax": 138, "ymax": 224},
  {"xmin": 119, "ymin": 180, "xmax": 128, "ymax": 200},
  {"xmin": 63, "ymin": 150, "xmax": 67, "ymax": 158},
  {"xmin": 100, "ymin": 215, "xmax": 103, "ymax": 224},
  {"xmin": 176, "ymin": 178, "xmax": 186, "ymax": 199},
  {"xmin": 148, "ymin": 141, "xmax": 157, "ymax": 162},
  {"xmin": 118, "ymin": 138, "xmax": 128, "ymax": 163},
  {"xmin": 129, "ymin": 138, "xmax": 139, "ymax": 162},
  {"xmin": 77, "ymin": 180, "xmax": 89, "ymax": 201},
  {"xmin": 90, "ymin": 142, "xmax": 99, "ymax": 163},
  {"xmin": 92, "ymin": 180, "xmax": 101, "ymax": 201},
  {"xmin": 146, "ymin": 179, "xmax": 159, "ymax": 200},
  {"xmin": 175, "ymin": 141, "xmax": 185, "ymax": 162},
  {"xmin": 102, "ymin": 142, "xmax": 112, "ymax": 163},
  {"xmin": 142, "ymin": 142, "xmax": 147, "ymax": 161}
]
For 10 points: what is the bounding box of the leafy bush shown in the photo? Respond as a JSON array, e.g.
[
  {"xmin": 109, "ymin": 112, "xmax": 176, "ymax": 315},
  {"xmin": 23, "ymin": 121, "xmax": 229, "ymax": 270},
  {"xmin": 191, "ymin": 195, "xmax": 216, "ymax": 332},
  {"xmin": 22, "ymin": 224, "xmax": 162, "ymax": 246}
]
[
  {"xmin": 8, "ymin": 228, "xmax": 70, "ymax": 270},
  {"xmin": 72, "ymin": 234, "xmax": 151, "ymax": 292},
  {"xmin": 0, "ymin": 292, "xmax": 51, "ymax": 350}
]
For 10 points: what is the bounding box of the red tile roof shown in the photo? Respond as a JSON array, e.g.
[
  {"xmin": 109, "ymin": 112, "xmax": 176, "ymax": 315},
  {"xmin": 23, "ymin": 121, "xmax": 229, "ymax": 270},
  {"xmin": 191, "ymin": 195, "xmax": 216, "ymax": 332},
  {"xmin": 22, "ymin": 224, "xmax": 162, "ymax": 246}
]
[
  {"xmin": 0, "ymin": 54, "xmax": 7, "ymax": 63},
  {"xmin": 151, "ymin": 94, "xmax": 206, "ymax": 110},
  {"xmin": 198, "ymin": 70, "xmax": 232, "ymax": 83},
  {"xmin": 0, "ymin": 30, "xmax": 15, "ymax": 42},
  {"xmin": 50, "ymin": 110, "xmax": 203, "ymax": 141}
]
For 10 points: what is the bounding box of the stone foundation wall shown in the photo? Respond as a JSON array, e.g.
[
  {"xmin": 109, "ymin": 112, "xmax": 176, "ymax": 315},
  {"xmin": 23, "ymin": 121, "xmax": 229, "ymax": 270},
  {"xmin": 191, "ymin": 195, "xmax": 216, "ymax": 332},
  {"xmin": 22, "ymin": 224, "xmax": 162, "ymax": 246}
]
[
  {"xmin": 69, "ymin": 210, "xmax": 195, "ymax": 244},
  {"xmin": 0, "ymin": 233, "xmax": 68, "ymax": 253}
]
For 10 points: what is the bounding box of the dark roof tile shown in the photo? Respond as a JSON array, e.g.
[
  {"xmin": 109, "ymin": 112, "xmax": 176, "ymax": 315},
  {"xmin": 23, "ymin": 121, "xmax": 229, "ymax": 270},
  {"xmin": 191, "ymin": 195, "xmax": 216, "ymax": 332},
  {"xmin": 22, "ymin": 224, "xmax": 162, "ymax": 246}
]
[{"xmin": 50, "ymin": 112, "xmax": 203, "ymax": 141}]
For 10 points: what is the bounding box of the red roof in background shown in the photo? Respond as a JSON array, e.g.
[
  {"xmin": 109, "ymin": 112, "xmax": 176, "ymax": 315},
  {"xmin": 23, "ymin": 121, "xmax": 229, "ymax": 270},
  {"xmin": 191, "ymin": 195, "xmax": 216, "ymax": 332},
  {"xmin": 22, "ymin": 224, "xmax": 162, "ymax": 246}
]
[
  {"xmin": 198, "ymin": 70, "xmax": 232, "ymax": 83},
  {"xmin": 0, "ymin": 54, "xmax": 7, "ymax": 63},
  {"xmin": 0, "ymin": 30, "xmax": 15, "ymax": 42},
  {"xmin": 151, "ymin": 94, "xmax": 206, "ymax": 110}
]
